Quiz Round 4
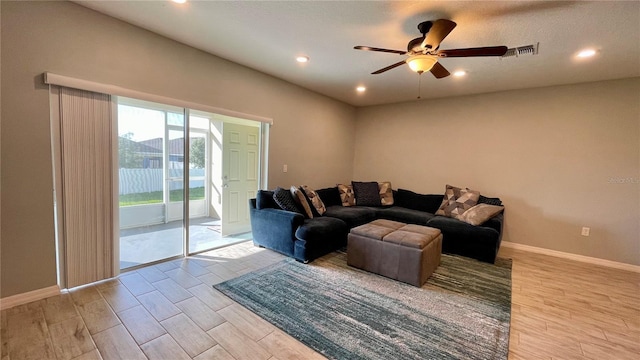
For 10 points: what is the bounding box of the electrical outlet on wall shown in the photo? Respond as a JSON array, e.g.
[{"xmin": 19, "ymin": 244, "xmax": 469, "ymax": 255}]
[
  {"xmin": 283, "ymin": 164, "xmax": 288, "ymax": 173},
  {"xmin": 581, "ymin": 227, "xmax": 590, "ymax": 236}
]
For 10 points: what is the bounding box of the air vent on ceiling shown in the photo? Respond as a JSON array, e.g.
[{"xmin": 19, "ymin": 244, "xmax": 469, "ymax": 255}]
[{"xmin": 502, "ymin": 43, "xmax": 539, "ymax": 58}]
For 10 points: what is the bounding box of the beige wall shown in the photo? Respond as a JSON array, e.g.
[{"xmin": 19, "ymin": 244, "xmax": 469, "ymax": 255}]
[
  {"xmin": 0, "ymin": 1, "xmax": 356, "ymax": 297},
  {"xmin": 354, "ymin": 78, "xmax": 640, "ymax": 265},
  {"xmin": 2, "ymin": 1, "xmax": 638, "ymax": 300}
]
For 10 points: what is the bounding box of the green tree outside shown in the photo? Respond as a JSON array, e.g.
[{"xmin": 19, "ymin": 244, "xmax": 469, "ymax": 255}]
[
  {"xmin": 190, "ymin": 137, "xmax": 205, "ymax": 168},
  {"xmin": 118, "ymin": 132, "xmax": 144, "ymax": 168}
]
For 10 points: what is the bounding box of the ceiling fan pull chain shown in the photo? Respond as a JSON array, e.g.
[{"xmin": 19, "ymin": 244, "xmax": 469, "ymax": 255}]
[{"xmin": 417, "ymin": 73, "xmax": 422, "ymax": 99}]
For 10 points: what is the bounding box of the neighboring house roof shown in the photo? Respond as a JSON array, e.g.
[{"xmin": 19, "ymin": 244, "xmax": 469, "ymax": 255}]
[
  {"xmin": 119, "ymin": 136, "xmax": 162, "ymax": 154},
  {"xmin": 129, "ymin": 137, "xmax": 198, "ymax": 156}
]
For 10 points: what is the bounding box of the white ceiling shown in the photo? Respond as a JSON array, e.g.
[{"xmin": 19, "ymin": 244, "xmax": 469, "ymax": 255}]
[{"xmin": 75, "ymin": 1, "xmax": 640, "ymax": 107}]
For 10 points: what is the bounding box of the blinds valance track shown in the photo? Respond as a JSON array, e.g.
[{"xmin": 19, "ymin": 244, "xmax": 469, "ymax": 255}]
[{"xmin": 43, "ymin": 72, "xmax": 273, "ymax": 125}]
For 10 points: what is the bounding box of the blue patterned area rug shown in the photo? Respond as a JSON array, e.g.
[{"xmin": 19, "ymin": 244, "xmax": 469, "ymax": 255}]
[{"xmin": 214, "ymin": 252, "xmax": 512, "ymax": 360}]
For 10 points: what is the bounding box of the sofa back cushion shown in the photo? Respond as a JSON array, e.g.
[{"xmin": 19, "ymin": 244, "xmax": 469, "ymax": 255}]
[
  {"xmin": 301, "ymin": 185, "xmax": 326, "ymax": 216},
  {"xmin": 395, "ymin": 189, "xmax": 443, "ymax": 213},
  {"xmin": 479, "ymin": 195, "xmax": 503, "ymax": 206},
  {"xmin": 256, "ymin": 190, "xmax": 276, "ymax": 209},
  {"xmin": 316, "ymin": 187, "xmax": 343, "ymax": 207}
]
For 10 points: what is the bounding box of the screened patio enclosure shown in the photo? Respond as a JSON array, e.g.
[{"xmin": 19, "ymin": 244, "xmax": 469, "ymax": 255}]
[{"xmin": 117, "ymin": 98, "xmax": 263, "ymax": 269}]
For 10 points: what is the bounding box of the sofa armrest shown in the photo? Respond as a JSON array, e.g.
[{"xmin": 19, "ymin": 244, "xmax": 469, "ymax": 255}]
[
  {"xmin": 249, "ymin": 203, "xmax": 305, "ymax": 257},
  {"xmin": 482, "ymin": 212, "xmax": 504, "ymax": 235}
]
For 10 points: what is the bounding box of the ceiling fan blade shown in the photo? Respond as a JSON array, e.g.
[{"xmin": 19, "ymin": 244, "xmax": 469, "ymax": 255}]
[
  {"xmin": 421, "ymin": 19, "xmax": 456, "ymax": 50},
  {"xmin": 430, "ymin": 62, "xmax": 450, "ymax": 79},
  {"xmin": 371, "ymin": 60, "xmax": 407, "ymax": 74},
  {"xmin": 436, "ymin": 46, "xmax": 508, "ymax": 57},
  {"xmin": 354, "ymin": 46, "xmax": 406, "ymax": 55}
]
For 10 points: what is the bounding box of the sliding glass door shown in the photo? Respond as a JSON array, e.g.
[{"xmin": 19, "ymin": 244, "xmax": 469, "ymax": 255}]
[
  {"xmin": 117, "ymin": 98, "xmax": 265, "ymax": 270},
  {"xmin": 186, "ymin": 114, "xmax": 218, "ymax": 253},
  {"xmin": 117, "ymin": 99, "xmax": 185, "ymax": 269}
]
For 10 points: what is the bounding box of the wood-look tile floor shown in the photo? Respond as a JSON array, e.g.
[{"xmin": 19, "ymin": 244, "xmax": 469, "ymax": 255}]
[
  {"xmin": 500, "ymin": 246, "xmax": 639, "ymax": 360},
  {"xmin": 2, "ymin": 241, "xmax": 639, "ymax": 360}
]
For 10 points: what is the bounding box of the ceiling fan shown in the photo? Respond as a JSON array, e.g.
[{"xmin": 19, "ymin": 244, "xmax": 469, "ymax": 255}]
[{"xmin": 354, "ymin": 19, "xmax": 508, "ymax": 78}]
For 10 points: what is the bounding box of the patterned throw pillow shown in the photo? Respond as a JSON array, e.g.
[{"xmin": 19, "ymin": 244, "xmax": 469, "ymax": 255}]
[
  {"xmin": 290, "ymin": 186, "xmax": 314, "ymax": 218},
  {"xmin": 378, "ymin": 181, "xmax": 394, "ymax": 206},
  {"xmin": 459, "ymin": 204, "xmax": 504, "ymax": 226},
  {"xmin": 272, "ymin": 187, "xmax": 302, "ymax": 214},
  {"xmin": 435, "ymin": 184, "xmax": 480, "ymax": 219},
  {"xmin": 352, "ymin": 181, "xmax": 382, "ymax": 207},
  {"xmin": 337, "ymin": 184, "xmax": 356, "ymax": 207},
  {"xmin": 302, "ymin": 185, "xmax": 326, "ymax": 216}
]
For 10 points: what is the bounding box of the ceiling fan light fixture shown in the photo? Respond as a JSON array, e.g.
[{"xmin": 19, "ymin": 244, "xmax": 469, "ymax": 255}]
[{"xmin": 407, "ymin": 55, "xmax": 437, "ymax": 74}]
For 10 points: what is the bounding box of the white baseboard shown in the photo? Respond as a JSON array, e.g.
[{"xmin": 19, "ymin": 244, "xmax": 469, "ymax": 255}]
[
  {"xmin": 501, "ymin": 241, "xmax": 640, "ymax": 273},
  {"xmin": 0, "ymin": 285, "xmax": 61, "ymax": 311}
]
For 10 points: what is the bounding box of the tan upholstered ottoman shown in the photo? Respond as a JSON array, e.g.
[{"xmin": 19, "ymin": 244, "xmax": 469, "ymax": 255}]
[{"xmin": 347, "ymin": 219, "xmax": 442, "ymax": 287}]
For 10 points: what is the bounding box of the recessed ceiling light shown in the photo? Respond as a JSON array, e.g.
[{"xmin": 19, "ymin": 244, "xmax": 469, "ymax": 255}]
[
  {"xmin": 172, "ymin": 0, "xmax": 187, "ymax": 4},
  {"xmin": 296, "ymin": 56, "xmax": 309, "ymax": 63},
  {"xmin": 453, "ymin": 70, "xmax": 466, "ymax": 77},
  {"xmin": 577, "ymin": 49, "xmax": 597, "ymax": 58},
  {"xmin": 356, "ymin": 86, "xmax": 366, "ymax": 93}
]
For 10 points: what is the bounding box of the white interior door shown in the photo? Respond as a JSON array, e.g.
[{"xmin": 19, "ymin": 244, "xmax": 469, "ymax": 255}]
[{"xmin": 222, "ymin": 123, "xmax": 259, "ymax": 236}]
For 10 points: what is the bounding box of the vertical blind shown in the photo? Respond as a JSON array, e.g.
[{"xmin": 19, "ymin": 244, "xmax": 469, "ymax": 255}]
[{"xmin": 58, "ymin": 87, "xmax": 114, "ymax": 288}]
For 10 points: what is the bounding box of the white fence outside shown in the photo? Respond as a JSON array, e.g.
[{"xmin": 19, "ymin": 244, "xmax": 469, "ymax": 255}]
[{"xmin": 119, "ymin": 168, "xmax": 205, "ymax": 195}]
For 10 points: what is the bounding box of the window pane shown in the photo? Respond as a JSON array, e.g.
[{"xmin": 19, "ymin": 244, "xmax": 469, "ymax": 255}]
[
  {"xmin": 117, "ymin": 104, "xmax": 164, "ymax": 205},
  {"xmin": 189, "ymin": 132, "xmax": 206, "ymax": 201},
  {"xmin": 190, "ymin": 116, "xmax": 209, "ymax": 130},
  {"xmin": 118, "ymin": 99, "xmax": 184, "ymax": 269},
  {"xmin": 167, "ymin": 112, "xmax": 184, "ymax": 126}
]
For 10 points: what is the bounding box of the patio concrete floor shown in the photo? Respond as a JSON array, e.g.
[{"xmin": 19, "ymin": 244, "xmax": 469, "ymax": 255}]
[{"xmin": 119, "ymin": 217, "xmax": 252, "ymax": 269}]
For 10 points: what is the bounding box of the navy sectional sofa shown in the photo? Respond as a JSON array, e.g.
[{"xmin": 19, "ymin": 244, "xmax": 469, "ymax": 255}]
[{"xmin": 249, "ymin": 186, "xmax": 504, "ymax": 264}]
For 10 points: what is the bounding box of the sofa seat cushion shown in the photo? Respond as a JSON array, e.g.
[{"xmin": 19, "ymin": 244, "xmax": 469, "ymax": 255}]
[
  {"xmin": 295, "ymin": 217, "xmax": 348, "ymax": 242},
  {"xmin": 427, "ymin": 215, "xmax": 497, "ymax": 238},
  {"xmin": 374, "ymin": 206, "xmax": 434, "ymax": 225},
  {"xmin": 323, "ymin": 205, "xmax": 377, "ymax": 228}
]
